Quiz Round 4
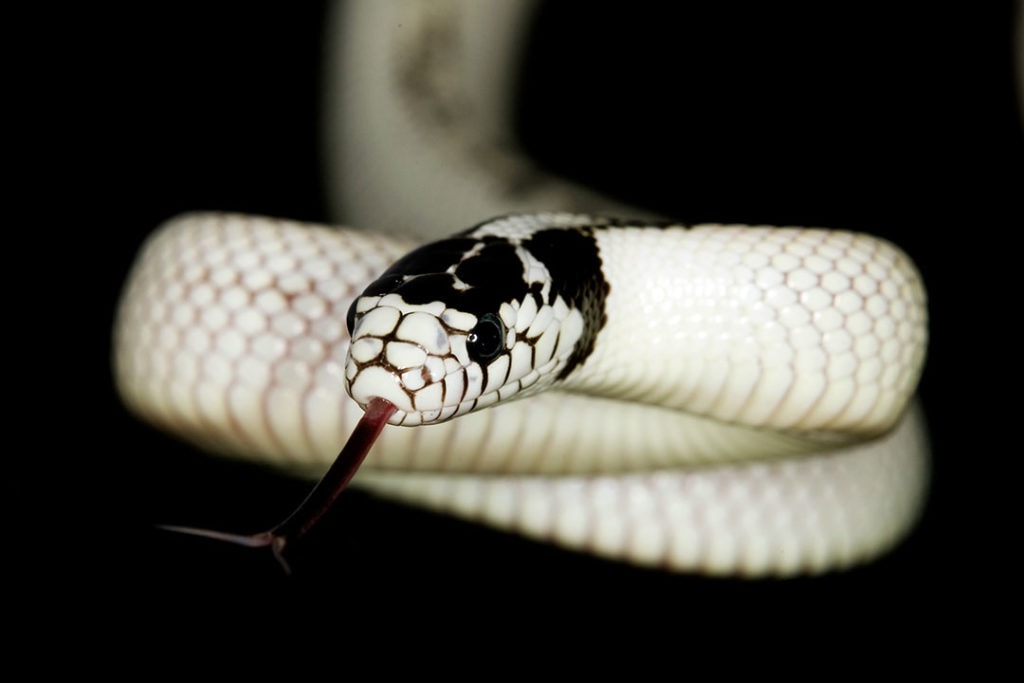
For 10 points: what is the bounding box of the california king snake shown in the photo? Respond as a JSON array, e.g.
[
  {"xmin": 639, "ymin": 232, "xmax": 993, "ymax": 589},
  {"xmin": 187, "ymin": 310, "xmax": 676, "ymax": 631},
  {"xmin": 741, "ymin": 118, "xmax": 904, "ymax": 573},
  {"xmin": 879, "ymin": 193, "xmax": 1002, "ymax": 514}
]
[{"xmin": 114, "ymin": 1, "xmax": 930, "ymax": 577}]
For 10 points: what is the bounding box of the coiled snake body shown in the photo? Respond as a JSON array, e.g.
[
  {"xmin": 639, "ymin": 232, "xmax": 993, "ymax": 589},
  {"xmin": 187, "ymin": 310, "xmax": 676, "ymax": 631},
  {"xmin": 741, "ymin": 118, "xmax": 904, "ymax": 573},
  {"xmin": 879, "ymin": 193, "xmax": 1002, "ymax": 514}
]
[
  {"xmin": 114, "ymin": 1, "xmax": 930, "ymax": 577},
  {"xmin": 115, "ymin": 211, "xmax": 927, "ymax": 576}
]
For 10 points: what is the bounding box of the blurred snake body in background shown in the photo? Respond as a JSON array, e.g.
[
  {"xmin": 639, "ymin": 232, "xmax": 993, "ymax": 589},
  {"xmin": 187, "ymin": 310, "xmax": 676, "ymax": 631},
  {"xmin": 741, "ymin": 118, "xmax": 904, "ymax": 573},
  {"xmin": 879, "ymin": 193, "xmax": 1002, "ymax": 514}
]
[{"xmin": 114, "ymin": 1, "xmax": 929, "ymax": 577}]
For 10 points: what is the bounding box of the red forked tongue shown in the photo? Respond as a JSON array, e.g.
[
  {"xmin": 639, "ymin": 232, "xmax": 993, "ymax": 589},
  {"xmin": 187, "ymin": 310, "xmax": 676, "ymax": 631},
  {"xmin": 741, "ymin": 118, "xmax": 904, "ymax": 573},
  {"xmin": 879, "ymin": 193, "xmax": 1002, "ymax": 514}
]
[{"xmin": 159, "ymin": 397, "xmax": 398, "ymax": 574}]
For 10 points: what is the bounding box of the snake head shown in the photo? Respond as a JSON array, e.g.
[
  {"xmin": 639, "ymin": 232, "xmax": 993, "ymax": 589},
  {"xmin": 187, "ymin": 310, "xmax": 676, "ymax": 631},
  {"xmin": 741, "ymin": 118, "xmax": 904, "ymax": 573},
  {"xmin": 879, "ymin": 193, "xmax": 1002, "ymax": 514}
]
[{"xmin": 343, "ymin": 223, "xmax": 593, "ymax": 426}]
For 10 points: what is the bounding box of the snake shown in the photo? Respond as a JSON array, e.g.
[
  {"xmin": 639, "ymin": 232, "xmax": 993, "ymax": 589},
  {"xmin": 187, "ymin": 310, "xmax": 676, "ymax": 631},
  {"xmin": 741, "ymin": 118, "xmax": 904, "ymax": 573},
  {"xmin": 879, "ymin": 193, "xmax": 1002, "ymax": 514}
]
[{"xmin": 113, "ymin": 0, "xmax": 930, "ymax": 577}]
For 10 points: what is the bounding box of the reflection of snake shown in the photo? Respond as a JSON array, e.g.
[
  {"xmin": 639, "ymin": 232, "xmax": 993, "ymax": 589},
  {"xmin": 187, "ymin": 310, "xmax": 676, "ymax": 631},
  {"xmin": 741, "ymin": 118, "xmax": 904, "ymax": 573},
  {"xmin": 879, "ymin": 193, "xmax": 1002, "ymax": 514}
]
[{"xmin": 113, "ymin": 1, "xmax": 930, "ymax": 576}]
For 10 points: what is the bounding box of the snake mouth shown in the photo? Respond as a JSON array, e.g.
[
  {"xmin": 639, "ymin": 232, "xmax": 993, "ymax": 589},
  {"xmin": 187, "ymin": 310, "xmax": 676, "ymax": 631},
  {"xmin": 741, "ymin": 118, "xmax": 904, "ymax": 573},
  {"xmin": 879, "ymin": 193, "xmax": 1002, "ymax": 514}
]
[{"xmin": 347, "ymin": 362, "xmax": 473, "ymax": 426}]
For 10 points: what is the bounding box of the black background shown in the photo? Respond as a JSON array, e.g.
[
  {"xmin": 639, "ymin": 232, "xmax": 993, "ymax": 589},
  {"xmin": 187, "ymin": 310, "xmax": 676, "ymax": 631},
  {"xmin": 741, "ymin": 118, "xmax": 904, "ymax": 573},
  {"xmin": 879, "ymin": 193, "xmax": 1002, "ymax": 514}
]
[{"xmin": 22, "ymin": 1, "xmax": 1021, "ymax": 651}]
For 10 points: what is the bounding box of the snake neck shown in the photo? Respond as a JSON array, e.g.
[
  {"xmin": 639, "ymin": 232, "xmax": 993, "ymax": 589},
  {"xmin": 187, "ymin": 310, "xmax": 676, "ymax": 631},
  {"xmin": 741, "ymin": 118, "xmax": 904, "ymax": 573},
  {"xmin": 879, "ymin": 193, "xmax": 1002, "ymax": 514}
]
[{"xmin": 556, "ymin": 224, "xmax": 926, "ymax": 438}]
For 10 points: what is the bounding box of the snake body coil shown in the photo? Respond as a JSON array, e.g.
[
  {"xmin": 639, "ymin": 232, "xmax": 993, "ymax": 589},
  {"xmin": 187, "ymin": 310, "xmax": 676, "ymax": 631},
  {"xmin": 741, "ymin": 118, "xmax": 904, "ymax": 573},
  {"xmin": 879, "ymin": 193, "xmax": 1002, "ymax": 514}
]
[{"xmin": 115, "ymin": 212, "xmax": 928, "ymax": 576}]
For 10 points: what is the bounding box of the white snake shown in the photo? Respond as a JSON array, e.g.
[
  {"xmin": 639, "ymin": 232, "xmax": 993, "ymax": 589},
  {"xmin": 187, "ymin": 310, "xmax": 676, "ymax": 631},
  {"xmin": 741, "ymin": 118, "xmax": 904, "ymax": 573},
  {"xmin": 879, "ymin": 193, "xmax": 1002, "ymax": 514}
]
[{"xmin": 113, "ymin": 1, "xmax": 930, "ymax": 577}]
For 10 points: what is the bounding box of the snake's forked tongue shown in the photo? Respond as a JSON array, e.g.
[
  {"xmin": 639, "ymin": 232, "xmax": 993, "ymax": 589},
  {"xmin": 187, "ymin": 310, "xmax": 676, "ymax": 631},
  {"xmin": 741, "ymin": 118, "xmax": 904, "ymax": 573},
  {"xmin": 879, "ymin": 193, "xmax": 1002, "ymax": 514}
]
[{"xmin": 159, "ymin": 397, "xmax": 397, "ymax": 574}]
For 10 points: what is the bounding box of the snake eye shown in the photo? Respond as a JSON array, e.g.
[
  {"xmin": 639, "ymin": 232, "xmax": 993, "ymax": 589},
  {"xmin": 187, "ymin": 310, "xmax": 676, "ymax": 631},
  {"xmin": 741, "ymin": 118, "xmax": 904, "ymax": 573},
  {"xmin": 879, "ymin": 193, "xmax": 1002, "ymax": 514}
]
[{"xmin": 466, "ymin": 313, "xmax": 505, "ymax": 364}]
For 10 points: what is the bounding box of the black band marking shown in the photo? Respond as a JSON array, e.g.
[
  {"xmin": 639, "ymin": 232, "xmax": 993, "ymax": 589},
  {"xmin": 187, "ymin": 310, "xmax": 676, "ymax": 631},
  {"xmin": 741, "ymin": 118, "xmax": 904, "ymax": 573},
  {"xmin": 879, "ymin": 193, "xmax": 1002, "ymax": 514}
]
[
  {"xmin": 359, "ymin": 236, "xmax": 530, "ymax": 318},
  {"xmin": 520, "ymin": 227, "xmax": 608, "ymax": 379}
]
